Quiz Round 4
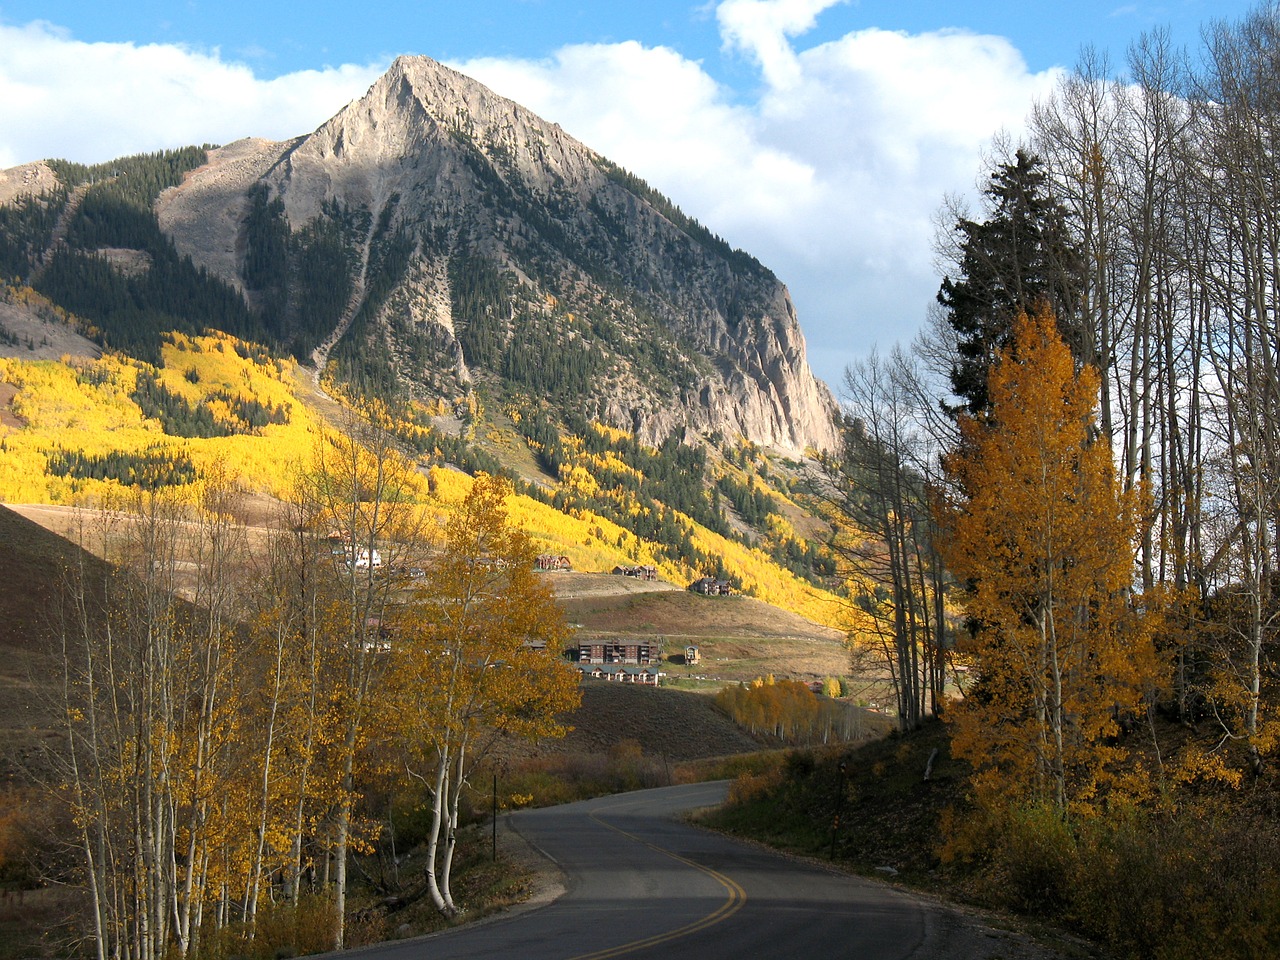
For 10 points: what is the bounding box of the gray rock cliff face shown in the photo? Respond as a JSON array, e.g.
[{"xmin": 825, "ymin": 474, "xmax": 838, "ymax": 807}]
[{"xmin": 159, "ymin": 56, "xmax": 839, "ymax": 453}]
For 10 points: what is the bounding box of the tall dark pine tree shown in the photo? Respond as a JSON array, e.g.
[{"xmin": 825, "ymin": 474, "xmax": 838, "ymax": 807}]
[{"xmin": 937, "ymin": 149, "xmax": 1084, "ymax": 414}]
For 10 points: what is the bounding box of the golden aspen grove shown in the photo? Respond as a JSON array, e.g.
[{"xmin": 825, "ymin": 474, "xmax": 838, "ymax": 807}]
[
  {"xmin": 937, "ymin": 306, "xmax": 1164, "ymax": 814},
  {"xmin": 386, "ymin": 475, "xmax": 580, "ymax": 918},
  {"xmin": 0, "ymin": 323, "xmax": 845, "ymax": 626},
  {"xmin": 49, "ymin": 440, "xmax": 579, "ymax": 956}
]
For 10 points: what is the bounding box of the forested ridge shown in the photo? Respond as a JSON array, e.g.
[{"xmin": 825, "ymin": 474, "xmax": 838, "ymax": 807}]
[
  {"xmin": 0, "ymin": 141, "xmax": 823, "ymax": 588},
  {"xmin": 241, "ymin": 184, "xmax": 356, "ymax": 360},
  {"xmin": 0, "ymin": 148, "xmax": 263, "ymax": 364}
]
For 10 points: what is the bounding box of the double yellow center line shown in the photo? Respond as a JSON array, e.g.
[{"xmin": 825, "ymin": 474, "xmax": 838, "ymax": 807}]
[{"xmin": 568, "ymin": 801, "xmax": 747, "ymax": 960}]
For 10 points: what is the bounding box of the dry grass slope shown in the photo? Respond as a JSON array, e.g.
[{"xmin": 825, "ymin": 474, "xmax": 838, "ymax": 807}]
[
  {"xmin": 0, "ymin": 505, "xmax": 112, "ymax": 784},
  {"xmin": 549, "ymin": 682, "xmax": 766, "ymax": 761}
]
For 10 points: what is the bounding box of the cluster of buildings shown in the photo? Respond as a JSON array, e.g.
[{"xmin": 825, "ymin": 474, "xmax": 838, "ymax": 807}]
[
  {"xmin": 325, "ymin": 533, "xmax": 736, "ymax": 687},
  {"xmin": 570, "ymin": 636, "xmax": 662, "ymax": 685},
  {"xmin": 611, "ymin": 564, "xmax": 658, "ymax": 580},
  {"xmin": 687, "ymin": 575, "xmax": 733, "ymax": 596}
]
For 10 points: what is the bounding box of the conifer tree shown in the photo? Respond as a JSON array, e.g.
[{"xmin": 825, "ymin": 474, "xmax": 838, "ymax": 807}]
[{"xmin": 937, "ymin": 150, "xmax": 1085, "ymax": 415}]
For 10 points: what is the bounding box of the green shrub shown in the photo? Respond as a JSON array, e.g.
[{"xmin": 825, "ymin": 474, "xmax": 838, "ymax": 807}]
[
  {"xmin": 947, "ymin": 800, "xmax": 1280, "ymax": 960},
  {"xmin": 985, "ymin": 803, "xmax": 1078, "ymax": 915},
  {"xmin": 1068, "ymin": 806, "xmax": 1280, "ymax": 960},
  {"xmin": 192, "ymin": 894, "xmax": 337, "ymax": 960}
]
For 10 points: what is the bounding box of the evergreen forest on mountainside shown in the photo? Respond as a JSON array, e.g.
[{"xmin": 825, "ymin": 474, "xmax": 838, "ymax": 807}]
[{"xmin": 0, "ymin": 137, "xmax": 836, "ymax": 598}]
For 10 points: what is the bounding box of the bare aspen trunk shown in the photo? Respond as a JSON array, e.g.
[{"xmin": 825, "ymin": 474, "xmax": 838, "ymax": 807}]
[{"xmin": 424, "ymin": 744, "xmax": 452, "ymax": 914}]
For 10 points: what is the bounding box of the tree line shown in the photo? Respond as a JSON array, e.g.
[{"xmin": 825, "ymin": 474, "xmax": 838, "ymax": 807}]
[
  {"xmin": 716, "ymin": 676, "xmax": 864, "ymax": 745},
  {"xmin": 45, "ymin": 444, "xmax": 197, "ymax": 489},
  {"xmin": 938, "ymin": 5, "xmax": 1280, "ymax": 780},
  {"xmin": 815, "ymin": 4, "xmax": 1280, "ymax": 952},
  {"xmin": 241, "ymin": 185, "xmax": 356, "ymax": 361},
  {"xmin": 32, "ymin": 169, "xmax": 260, "ymax": 366},
  {"xmin": 50, "ymin": 422, "xmax": 579, "ymax": 958}
]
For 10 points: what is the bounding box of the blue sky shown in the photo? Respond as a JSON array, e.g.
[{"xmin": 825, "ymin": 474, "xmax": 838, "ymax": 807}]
[{"xmin": 0, "ymin": 0, "xmax": 1257, "ymax": 388}]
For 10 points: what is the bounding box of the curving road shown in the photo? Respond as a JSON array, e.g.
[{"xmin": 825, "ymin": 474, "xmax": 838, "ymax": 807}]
[{"xmin": 344, "ymin": 782, "xmax": 1059, "ymax": 960}]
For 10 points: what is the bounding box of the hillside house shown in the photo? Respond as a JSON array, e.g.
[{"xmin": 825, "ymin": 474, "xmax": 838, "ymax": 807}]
[
  {"xmin": 352, "ymin": 547, "xmax": 382, "ymax": 570},
  {"xmin": 575, "ymin": 637, "xmax": 659, "ymax": 666},
  {"xmin": 612, "ymin": 564, "xmax": 658, "ymax": 580},
  {"xmin": 359, "ymin": 617, "xmax": 392, "ymax": 653},
  {"xmin": 323, "ymin": 532, "xmax": 384, "ymax": 570},
  {"xmin": 324, "ymin": 530, "xmax": 351, "ymax": 559},
  {"xmin": 684, "ymin": 645, "xmax": 701, "ymax": 665},
  {"xmin": 536, "ymin": 554, "xmax": 572, "ymax": 571},
  {"xmin": 688, "ymin": 576, "xmax": 733, "ymax": 596}
]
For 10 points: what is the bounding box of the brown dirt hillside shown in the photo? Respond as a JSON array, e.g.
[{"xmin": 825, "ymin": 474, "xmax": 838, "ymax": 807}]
[
  {"xmin": 12, "ymin": 507, "xmax": 855, "ymax": 689},
  {"xmin": 0, "ymin": 505, "xmax": 110, "ymax": 784},
  {"xmin": 545, "ymin": 682, "xmax": 766, "ymax": 761},
  {"xmin": 553, "ymin": 571, "xmax": 839, "ymax": 637},
  {"xmin": 0, "ymin": 296, "xmax": 102, "ymax": 362}
]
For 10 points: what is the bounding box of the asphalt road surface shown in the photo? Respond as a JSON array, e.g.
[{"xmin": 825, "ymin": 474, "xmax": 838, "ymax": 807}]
[{"xmin": 342, "ymin": 782, "xmax": 1062, "ymax": 960}]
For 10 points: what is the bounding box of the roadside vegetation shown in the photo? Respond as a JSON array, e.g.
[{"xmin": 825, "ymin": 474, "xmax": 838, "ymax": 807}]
[{"xmin": 707, "ymin": 720, "xmax": 1280, "ymax": 960}]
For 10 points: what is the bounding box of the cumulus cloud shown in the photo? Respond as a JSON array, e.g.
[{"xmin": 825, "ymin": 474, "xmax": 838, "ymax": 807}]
[
  {"xmin": 460, "ymin": 11, "xmax": 1061, "ymax": 382},
  {"xmin": 716, "ymin": 0, "xmax": 848, "ymax": 89},
  {"xmin": 0, "ymin": 20, "xmax": 384, "ymax": 168},
  {"xmin": 458, "ymin": 42, "xmax": 820, "ymax": 232},
  {"xmin": 0, "ymin": 4, "xmax": 1062, "ymax": 383},
  {"xmin": 748, "ymin": 27, "xmax": 1062, "ymax": 377}
]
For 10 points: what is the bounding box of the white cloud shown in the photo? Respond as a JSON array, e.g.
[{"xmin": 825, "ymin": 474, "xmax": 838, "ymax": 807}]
[
  {"xmin": 0, "ymin": 20, "xmax": 384, "ymax": 168},
  {"xmin": 716, "ymin": 0, "xmax": 849, "ymax": 89},
  {"xmin": 458, "ymin": 41, "xmax": 821, "ymax": 231},
  {"xmin": 0, "ymin": 6, "xmax": 1061, "ymax": 385},
  {"xmin": 745, "ymin": 28, "xmax": 1062, "ymax": 357},
  {"xmin": 461, "ymin": 14, "xmax": 1061, "ymax": 383}
]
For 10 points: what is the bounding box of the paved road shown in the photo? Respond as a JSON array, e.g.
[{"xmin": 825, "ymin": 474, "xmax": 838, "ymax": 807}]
[{"xmin": 344, "ymin": 782, "xmax": 1057, "ymax": 960}]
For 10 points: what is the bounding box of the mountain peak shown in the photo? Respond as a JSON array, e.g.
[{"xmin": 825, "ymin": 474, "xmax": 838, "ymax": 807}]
[{"xmin": 157, "ymin": 56, "xmax": 839, "ymax": 453}]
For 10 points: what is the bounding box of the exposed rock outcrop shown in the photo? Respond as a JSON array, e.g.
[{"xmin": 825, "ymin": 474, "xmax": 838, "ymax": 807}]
[
  {"xmin": 159, "ymin": 56, "xmax": 839, "ymax": 453},
  {"xmin": 0, "ymin": 161, "xmax": 59, "ymax": 205}
]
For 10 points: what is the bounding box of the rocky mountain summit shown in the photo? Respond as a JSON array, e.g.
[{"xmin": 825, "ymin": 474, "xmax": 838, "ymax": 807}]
[{"xmin": 156, "ymin": 56, "xmax": 839, "ymax": 453}]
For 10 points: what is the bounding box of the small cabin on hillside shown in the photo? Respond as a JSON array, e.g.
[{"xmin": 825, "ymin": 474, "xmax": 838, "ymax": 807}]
[
  {"xmin": 612, "ymin": 564, "xmax": 658, "ymax": 580},
  {"xmin": 688, "ymin": 576, "xmax": 733, "ymax": 596}
]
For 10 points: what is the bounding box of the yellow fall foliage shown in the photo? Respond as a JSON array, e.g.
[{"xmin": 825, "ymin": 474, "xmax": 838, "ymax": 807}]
[
  {"xmin": 937, "ymin": 306, "xmax": 1165, "ymax": 814},
  {"xmin": 0, "ymin": 331, "xmax": 851, "ymax": 629}
]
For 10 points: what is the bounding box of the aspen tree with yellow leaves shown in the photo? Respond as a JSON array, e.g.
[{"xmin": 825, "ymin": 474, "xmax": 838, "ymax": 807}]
[
  {"xmin": 55, "ymin": 481, "xmax": 253, "ymax": 960},
  {"xmin": 388, "ymin": 474, "xmax": 580, "ymax": 917},
  {"xmin": 299, "ymin": 403, "xmax": 430, "ymax": 949},
  {"xmin": 937, "ymin": 305, "xmax": 1164, "ymax": 814},
  {"xmin": 236, "ymin": 484, "xmax": 338, "ymax": 938},
  {"xmin": 241, "ymin": 474, "xmax": 343, "ymax": 923}
]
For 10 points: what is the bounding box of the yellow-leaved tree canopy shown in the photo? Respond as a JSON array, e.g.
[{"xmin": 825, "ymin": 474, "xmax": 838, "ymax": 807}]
[
  {"xmin": 386, "ymin": 474, "xmax": 581, "ymax": 918},
  {"xmin": 936, "ymin": 304, "xmax": 1165, "ymax": 815}
]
